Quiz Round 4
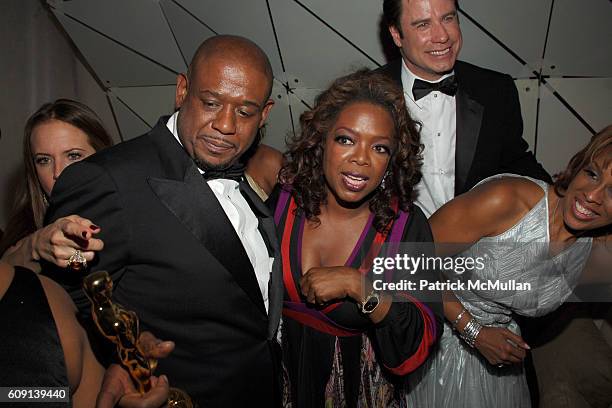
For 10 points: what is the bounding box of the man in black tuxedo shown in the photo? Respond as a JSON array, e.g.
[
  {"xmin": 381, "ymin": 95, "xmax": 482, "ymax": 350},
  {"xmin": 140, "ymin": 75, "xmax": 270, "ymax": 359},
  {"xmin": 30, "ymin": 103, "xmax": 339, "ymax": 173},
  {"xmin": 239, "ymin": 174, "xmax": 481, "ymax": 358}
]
[
  {"xmin": 381, "ymin": 0, "xmax": 551, "ymax": 217},
  {"xmin": 381, "ymin": 1, "xmax": 551, "ymax": 403},
  {"xmin": 44, "ymin": 35, "xmax": 282, "ymax": 406}
]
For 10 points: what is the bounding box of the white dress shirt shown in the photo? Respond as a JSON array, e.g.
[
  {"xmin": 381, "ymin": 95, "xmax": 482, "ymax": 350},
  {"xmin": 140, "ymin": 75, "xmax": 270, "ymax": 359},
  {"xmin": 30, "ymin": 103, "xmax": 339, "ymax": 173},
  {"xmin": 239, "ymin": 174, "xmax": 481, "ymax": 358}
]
[
  {"xmin": 167, "ymin": 113, "xmax": 271, "ymax": 313},
  {"xmin": 401, "ymin": 60, "xmax": 457, "ymax": 217}
]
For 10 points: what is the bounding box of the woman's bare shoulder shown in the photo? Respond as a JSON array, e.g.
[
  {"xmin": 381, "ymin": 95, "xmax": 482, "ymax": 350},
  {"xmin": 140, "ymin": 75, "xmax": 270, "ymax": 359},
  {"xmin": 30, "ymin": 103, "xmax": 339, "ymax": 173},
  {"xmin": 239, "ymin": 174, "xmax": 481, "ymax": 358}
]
[
  {"xmin": 251, "ymin": 144, "xmax": 284, "ymax": 172},
  {"xmin": 0, "ymin": 262, "xmax": 15, "ymax": 298},
  {"xmin": 247, "ymin": 144, "xmax": 284, "ymax": 194},
  {"xmin": 467, "ymin": 176, "xmax": 545, "ymax": 213},
  {"xmin": 430, "ymin": 176, "xmax": 548, "ymax": 243}
]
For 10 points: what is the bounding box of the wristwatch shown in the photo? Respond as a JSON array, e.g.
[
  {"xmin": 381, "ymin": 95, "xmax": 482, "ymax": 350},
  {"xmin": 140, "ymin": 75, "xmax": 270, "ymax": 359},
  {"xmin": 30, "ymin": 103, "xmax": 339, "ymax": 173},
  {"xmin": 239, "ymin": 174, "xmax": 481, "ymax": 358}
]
[{"xmin": 359, "ymin": 290, "xmax": 380, "ymax": 314}]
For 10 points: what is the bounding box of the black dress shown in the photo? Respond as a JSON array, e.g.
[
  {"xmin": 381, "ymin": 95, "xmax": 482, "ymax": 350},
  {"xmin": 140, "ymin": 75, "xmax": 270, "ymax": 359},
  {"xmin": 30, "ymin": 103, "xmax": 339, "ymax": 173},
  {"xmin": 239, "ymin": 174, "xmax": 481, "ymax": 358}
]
[
  {"xmin": 272, "ymin": 188, "xmax": 443, "ymax": 407},
  {"xmin": 0, "ymin": 267, "xmax": 70, "ymax": 407}
]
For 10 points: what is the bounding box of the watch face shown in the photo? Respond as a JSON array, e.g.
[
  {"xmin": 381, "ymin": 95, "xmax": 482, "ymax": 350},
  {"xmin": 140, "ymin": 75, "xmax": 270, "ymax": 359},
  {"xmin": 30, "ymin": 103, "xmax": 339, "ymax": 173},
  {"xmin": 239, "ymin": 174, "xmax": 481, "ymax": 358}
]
[{"xmin": 362, "ymin": 294, "xmax": 380, "ymax": 313}]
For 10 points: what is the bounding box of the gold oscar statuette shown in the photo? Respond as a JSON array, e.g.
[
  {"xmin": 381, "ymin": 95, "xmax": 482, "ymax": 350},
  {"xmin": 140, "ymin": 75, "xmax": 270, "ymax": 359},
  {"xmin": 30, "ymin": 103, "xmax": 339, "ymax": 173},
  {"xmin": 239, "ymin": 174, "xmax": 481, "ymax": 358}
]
[{"xmin": 83, "ymin": 271, "xmax": 195, "ymax": 407}]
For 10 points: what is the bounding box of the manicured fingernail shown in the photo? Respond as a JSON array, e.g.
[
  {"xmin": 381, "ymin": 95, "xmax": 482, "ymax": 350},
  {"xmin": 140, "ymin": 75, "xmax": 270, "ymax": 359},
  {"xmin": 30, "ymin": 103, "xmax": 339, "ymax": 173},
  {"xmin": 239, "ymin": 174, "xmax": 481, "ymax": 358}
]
[{"xmin": 90, "ymin": 224, "xmax": 100, "ymax": 230}]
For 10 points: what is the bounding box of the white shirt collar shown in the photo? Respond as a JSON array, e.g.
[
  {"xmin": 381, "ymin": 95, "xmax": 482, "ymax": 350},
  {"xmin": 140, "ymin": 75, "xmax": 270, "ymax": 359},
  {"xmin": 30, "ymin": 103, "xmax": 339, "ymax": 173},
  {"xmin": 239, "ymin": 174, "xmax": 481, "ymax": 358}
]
[
  {"xmin": 167, "ymin": 111, "xmax": 210, "ymax": 176},
  {"xmin": 400, "ymin": 59, "xmax": 455, "ymax": 107}
]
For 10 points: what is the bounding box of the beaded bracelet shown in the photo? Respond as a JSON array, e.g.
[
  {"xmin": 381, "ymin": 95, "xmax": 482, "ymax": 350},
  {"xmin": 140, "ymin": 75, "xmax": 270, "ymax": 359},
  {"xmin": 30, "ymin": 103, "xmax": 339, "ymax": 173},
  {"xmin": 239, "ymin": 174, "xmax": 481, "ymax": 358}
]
[
  {"xmin": 451, "ymin": 308, "xmax": 467, "ymax": 330},
  {"xmin": 460, "ymin": 318, "xmax": 483, "ymax": 348}
]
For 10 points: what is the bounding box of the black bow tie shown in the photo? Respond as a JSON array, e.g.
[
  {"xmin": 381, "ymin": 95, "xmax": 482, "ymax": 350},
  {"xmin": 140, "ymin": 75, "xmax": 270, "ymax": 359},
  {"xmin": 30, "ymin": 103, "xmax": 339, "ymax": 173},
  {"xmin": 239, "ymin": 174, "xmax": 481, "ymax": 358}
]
[
  {"xmin": 412, "ymin": 75, "xmax": 458, "ymax": 101},
  {"xmin": 201, "ymin": 161, "xmax": 246, "ymax": 182}
]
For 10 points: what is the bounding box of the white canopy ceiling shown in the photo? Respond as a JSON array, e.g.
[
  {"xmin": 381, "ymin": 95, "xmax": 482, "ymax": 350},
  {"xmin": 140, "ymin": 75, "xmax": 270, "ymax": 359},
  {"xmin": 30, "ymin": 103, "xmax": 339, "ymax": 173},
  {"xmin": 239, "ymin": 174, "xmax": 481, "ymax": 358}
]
[{"xmin": 47, "ymin": 0, "xmax": 612, "ymax": 174}]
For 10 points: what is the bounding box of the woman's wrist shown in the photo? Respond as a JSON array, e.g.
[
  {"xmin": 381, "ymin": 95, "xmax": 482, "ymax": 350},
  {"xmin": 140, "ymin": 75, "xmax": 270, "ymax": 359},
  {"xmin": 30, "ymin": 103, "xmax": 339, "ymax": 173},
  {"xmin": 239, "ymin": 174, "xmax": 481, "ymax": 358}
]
[
  {"xmin": 449, "ymin": 307, "xmax": 472, "ymax": 334},
  {"xmin": 366, "ymin": 293, "xmax": 392, "ymax": 324},
  {"xmin": 451, "ymin": 308, "xmax": 467, "ymax": 330},
  {"xmin": 449, "ymin": 307, "xmax": 484, "ymax": 348},
  {"xmin": 347, "ymin": 268, "xmax": 371, "ymax": 302},
  {"xmin": 29, "ymin": 229, "xmax": 42, "ymax": 261},
  {"xmin": 459, "ymin": 318, "xmax": 483, "ymax": 348}
]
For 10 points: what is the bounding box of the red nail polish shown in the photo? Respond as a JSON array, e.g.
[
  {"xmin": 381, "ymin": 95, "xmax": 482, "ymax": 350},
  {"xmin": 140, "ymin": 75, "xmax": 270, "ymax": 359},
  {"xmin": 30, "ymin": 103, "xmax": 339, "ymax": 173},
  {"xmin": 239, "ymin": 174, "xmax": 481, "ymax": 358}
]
[{"xmin": 90, "ymin": 224, "xmax": 100, "ymax": 230}]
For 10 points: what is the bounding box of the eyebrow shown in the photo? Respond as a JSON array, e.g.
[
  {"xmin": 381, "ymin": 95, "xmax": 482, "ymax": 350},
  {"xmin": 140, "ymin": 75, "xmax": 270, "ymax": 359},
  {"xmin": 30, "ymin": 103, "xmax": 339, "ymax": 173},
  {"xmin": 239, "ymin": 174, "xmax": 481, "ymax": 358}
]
[
  {"xmin": 410, "ymin": 17, "xmax": 431, "ymax": 26},
  {"xmin": 199, "ymin": 90, "xmax": 262, "ymax": 109},
  {"xmin": 411, "ymin": 10, "xmax": 456, "ymax": 26},
  {"xmin": 334, "ymin": 127, "xmax": 394, "ymax": 142},
  {"xmin": 34, "ymin": 148, "xmax": 87, "ymax": 155},
  {"xmin": 589, "ymin": 160, "xmax": 612, "ymax": 177},
  {"xmin": 334, "ymin": 126, "xmax": 356, "ymax": 134},
  {"xmin": 370, "ymin": 134, "xmax": 394, "ymax": 143}
]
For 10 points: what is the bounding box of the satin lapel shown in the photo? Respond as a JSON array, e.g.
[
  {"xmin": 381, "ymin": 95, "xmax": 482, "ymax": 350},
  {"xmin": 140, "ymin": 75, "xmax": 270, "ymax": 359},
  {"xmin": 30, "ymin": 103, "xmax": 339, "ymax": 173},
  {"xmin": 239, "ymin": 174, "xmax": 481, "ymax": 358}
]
[
  {"xmin": 455, "ymin": 87, "xmax": 483, "ymax": 194},
  {"xmin": 147, "ymin": 169, "xmax": 266, "ymax": 315},
  {"xmin": 239, "ymin": 181, "xmax": 283, "ymax": 338},
  {"xmin": 389, "ymin": 59, "xmax": 403, "ymax": 88}
]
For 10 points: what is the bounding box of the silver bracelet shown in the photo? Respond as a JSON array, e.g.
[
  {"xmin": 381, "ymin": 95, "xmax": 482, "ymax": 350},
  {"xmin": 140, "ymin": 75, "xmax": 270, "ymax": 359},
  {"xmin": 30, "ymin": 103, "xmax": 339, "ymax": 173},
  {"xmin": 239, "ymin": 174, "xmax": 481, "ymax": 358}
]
[
  {"xmin": 460, "ymin": 318, "xmax": 483, "ymax": 348},
  {"xmin": 451, "ymin": 308, "xmax": 467, "ymax": 330}
]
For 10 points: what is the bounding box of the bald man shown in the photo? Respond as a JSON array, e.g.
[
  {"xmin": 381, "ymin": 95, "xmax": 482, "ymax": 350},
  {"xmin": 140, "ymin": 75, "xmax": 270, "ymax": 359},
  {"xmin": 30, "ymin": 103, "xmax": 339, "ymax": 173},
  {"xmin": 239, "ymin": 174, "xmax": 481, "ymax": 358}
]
[{"xmin": 44, "ymin": 35, "xmax": 282, "ymax": 406}]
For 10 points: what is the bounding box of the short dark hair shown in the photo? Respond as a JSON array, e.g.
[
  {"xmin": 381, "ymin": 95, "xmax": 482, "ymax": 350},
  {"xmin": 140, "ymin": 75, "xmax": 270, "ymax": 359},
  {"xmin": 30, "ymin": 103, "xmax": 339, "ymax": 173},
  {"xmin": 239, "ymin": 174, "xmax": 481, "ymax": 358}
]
[
  {"xmin": 188, "ymin": 35, "xmax": 274, "ymax": 101},
  {"xmin": 383, "ymin": 0, "xmax": 404, "ymax": 32},
  {"xmin": 383, "ymin": 0, "xmax": 459, "ymax": 35},
  {"xmin": 280, "ymin": 69, "xmax": 422, "ymax": 233}
]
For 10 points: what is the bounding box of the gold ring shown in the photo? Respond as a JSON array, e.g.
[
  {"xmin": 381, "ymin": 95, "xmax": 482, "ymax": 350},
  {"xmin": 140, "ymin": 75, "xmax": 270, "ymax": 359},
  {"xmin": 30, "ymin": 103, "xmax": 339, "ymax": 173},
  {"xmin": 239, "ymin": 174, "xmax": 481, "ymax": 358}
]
[{"xmin": 68, "ymin": 249, "xmax": 87, "ymax": 271}]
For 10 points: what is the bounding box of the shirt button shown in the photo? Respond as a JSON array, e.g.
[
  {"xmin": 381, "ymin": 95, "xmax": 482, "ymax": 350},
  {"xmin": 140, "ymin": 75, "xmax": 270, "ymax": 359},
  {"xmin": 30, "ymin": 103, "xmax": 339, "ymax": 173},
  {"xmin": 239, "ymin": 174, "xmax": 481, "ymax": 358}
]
[
  {"xmin": 439, "ymin": 169, "xmax": 445, "ymax": 175},
  {"xmin": 437, "ymin": 132, "xmax": 441, "ymax": 137},
  {"xmin": 433, "ymin": 93, "xmax": 438, "ymax": 98}
]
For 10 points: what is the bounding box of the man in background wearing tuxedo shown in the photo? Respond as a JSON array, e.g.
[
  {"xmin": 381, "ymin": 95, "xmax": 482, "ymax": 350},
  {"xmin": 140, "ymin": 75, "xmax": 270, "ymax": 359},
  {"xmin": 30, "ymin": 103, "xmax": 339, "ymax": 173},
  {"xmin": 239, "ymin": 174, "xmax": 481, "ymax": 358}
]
[
  {"xmin": 380, "ymin": 1, "xmax": 551, "ymax": 404},
  {"xmin": 380, "ymin": 0, "xmax": 551, "ymax": 217},
  {"xmin": 44, "ymin": 35, "xmax": 282, "ymax": 407}
]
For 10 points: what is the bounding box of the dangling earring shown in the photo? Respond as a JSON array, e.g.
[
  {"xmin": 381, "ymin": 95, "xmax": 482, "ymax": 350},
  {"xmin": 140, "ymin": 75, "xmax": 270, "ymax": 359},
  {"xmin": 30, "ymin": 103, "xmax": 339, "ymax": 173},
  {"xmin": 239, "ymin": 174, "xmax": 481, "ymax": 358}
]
[
  {"xmin": 380, "ymin": 171, "xmax": 389, "ymax": 190},
  {"xmin": 42, "ymin": 193, "xmax": 49, "ymax": 206}
]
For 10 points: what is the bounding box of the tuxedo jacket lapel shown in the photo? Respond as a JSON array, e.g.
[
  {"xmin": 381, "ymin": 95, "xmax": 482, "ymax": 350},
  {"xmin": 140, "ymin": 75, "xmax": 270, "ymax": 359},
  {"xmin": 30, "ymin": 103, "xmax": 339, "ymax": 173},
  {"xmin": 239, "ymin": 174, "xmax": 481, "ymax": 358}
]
[
  {"xmin": 147, "ymin": 153, "xmax": 266, "ymax": 315},
  {"xmin": 455, "ymin": 85, "xmax": 483, "ymax": 194},
  {"xmin": 381, "ymin": 58, "xmax": 403, "ymax": 88},
  {"xmin": 239, "ymin": 181, "xmax": 283, "ymax": 338}
]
